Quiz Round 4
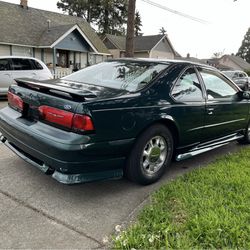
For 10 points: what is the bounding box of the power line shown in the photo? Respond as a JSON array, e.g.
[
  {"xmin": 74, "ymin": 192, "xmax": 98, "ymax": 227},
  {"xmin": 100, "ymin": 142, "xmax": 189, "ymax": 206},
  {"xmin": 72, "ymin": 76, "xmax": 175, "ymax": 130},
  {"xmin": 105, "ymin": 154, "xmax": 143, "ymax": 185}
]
[{"xmin": 140, "ymin": 0, "xmax": 208, "ymax": 24}]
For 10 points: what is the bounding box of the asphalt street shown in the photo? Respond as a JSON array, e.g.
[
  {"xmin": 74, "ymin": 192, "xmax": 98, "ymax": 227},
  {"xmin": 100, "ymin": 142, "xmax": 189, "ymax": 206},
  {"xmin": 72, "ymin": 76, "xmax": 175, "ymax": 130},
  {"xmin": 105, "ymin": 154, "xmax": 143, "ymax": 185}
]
[{"xmin": 0, "ymin": 99, "xmax": 246, "ymax": 248}]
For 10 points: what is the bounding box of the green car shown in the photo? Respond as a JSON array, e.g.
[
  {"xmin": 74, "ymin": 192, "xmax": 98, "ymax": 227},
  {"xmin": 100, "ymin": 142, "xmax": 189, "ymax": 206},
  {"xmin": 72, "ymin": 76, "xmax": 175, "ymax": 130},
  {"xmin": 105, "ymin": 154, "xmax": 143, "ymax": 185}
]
[{"xmin": 0, "ymin": 59, "xmax": 250, "ymax": 185}]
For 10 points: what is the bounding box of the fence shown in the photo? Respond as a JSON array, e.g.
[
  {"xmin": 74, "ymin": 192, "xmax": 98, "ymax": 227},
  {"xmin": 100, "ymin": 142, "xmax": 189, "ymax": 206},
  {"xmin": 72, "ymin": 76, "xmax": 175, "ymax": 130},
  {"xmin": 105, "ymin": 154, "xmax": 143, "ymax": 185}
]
[{"xmin": 51, "ymin": 68, "xmax": 73, "ymax": 79}]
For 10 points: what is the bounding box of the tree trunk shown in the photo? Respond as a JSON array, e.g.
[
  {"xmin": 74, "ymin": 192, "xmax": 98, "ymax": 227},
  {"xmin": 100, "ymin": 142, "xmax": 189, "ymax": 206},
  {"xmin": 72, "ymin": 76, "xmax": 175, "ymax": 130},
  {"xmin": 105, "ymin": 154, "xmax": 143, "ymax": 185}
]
[{"xmin": 125, "ymin": 0, "xmax": 136, "ymax": 57}]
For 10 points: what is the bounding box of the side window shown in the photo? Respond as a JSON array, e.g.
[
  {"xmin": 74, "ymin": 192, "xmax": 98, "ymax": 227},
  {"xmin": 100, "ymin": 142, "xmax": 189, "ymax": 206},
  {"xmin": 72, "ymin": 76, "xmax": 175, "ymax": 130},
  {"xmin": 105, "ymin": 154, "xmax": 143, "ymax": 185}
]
[
  {"xmin": 171, "ymin": 68, "xmax": 203, "ymax": 102},
  {"xmin": 200, "ymin": 70, "xmax": 237, "ymax": 100},
  {"xmin": 233, "ymin": 72, "xmax": 238, "ymax": 78},
  {"xmin": 238, "ymin": 72, "xmax": 245, "ymax": 78},
  {"xmin": 11, "ymin": 58, "xmax": 33, "ymax": 70},
  {"xmin": 0, "ymin": 59, "xmax": 10, "ymax": 71},
  {"xmin": 30, "ymin": 59, "xmax": 43, "ymax": 70}
]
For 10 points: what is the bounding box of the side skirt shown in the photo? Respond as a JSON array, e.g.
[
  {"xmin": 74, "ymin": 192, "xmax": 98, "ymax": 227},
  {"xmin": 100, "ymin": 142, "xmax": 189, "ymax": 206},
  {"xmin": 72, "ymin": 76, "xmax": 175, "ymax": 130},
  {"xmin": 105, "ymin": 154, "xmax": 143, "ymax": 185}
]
[{"xmin": 175, "ymin": 133, "xmax": 244, "ymax": 161}]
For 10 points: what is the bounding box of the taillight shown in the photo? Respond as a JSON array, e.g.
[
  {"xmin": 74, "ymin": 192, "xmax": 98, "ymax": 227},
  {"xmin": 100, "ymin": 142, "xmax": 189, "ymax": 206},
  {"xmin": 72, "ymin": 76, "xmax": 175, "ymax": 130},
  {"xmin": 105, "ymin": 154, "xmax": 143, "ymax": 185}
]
[
  {"xmin": 38, "ymin": 106, "xmax": 74, "ymax": 128},
  {"xmin": 38, "ymin": 105, "xmax": 94, "ymax": 132},
  {"xmin": 72, "ymin": 114, "xmax": 94, "ymax": 131},
  {"xmin": 8, "ymin": 91, "xmax": 24, "ymax": 112}
]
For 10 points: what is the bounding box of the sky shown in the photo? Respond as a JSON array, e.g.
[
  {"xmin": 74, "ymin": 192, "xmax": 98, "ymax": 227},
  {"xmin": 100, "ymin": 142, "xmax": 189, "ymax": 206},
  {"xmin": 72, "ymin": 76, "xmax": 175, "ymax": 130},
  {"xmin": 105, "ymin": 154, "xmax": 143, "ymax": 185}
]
[{"xmin": 1, "ymin": 0, "xmax": 250, "ymax": 58}]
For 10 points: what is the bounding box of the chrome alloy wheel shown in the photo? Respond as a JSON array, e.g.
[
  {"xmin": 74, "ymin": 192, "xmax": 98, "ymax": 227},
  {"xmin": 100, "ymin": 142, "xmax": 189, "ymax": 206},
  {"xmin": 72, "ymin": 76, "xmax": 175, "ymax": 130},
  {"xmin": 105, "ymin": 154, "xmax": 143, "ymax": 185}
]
[
  {"xmin": 140, "ymin": 136, "xmax": 167, "ymax": 175},
  {"xmin": 247, "ymin": 125, "xmax": 250, "ymax": 139}
]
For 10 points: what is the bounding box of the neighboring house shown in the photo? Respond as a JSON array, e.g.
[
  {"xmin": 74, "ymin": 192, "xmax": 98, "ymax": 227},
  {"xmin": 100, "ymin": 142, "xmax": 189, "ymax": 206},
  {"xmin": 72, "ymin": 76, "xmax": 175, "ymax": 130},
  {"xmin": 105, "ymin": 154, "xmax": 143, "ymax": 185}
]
[
  {"xmin": 0, "ymin": 0, "xmax": 110, "ymax": 78},
  {"xmin": 181, "ymin": 54, "xmax": 250, "ymax": 72},
  {"xmin": 102, "ymin": 34, "xmax": 180, "ymax": 59},
  {"xmin": 217, "ymin": 55, "xmax": 250, "ymax": 72},
  {"xmin": 180, "ymin": 53, "xmax": 205, "ymax": 64}
]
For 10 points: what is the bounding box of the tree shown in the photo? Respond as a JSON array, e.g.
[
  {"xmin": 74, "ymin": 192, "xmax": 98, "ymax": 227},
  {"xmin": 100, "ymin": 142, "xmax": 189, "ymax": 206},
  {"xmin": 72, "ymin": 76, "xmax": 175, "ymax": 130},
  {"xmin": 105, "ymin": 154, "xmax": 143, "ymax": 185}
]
[
  {"xmin": 57, "ymin": 0, "xmax": 135, "ymax": 35},
  {"xmin": 212, "ymin": 51, "xmax": 224, "ymax": 58},
  {"xmin": 96, "ymin": 0, "xmax": 128, "ymax": 35},
  {"xmin": 134, "ymin": 11, "xmax": 142, "ymax": 36},
  {"xmin": 237, "ymin": 28, "xmax": 250, "ymax": 63},
  {"xmin": 159, "ymin": 27, "xmax": 167, "ymax": 35},
  {"xmin": 57, "ymin": 0, "xmax": 99, "ymax": 23},
  {"xmin": 125, "ymin": 0, "xmax": 136, "ymax": 57}
]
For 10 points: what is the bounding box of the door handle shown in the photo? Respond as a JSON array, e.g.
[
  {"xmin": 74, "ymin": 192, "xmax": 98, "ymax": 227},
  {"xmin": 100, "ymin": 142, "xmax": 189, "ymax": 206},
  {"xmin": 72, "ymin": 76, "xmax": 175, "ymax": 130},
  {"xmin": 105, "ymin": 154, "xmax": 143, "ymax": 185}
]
[{"xmin": 207, "ymin": 108, "xmax": 214, "ymax": 115}]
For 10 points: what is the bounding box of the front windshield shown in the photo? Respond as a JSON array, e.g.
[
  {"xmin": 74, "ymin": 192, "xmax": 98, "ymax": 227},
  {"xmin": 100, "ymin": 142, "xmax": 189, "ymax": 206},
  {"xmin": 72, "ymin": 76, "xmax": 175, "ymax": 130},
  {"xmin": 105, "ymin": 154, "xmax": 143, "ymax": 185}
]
[{"xmin": 63, "ymin": 61, "xmax": 169, "ymax": 92}]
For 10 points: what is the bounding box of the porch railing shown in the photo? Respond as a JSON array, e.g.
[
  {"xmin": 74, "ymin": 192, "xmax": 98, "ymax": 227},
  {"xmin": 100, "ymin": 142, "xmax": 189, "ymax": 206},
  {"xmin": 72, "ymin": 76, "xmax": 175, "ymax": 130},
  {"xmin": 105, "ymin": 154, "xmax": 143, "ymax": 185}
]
[{"xmin": 52, "ymin": 68, "xmax": 73, "ymax": 79}]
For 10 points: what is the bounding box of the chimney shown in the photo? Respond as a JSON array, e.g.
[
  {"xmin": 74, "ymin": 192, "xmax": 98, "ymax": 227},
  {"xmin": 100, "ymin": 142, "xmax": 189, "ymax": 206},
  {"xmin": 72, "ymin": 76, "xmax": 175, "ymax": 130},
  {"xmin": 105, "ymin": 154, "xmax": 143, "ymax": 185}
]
[
  {"xmin": 47, "ymin": 20, "xmax": 51, "ymax": 32},
  {"xmin": 187, "ymin": 53, "xmax": 190, "ymax": 59},
  {"xmin": 20, "ymin": 0, "xmax": 28, "ymax": 9}
]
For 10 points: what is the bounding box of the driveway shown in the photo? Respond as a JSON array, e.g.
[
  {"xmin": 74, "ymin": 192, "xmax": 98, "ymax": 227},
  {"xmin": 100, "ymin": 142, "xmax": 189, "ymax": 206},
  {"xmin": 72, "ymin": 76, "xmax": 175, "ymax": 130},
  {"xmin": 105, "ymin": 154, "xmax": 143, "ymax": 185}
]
[{"xmin": 0, "ymin": 99, "xmax": 245, "ymax": 248}]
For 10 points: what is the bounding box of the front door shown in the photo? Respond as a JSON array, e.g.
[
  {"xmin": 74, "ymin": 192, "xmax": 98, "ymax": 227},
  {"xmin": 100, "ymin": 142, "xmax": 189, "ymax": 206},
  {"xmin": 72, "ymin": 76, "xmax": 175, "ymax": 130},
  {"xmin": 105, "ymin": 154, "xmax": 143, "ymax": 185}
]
[
  {"xmin": 57, "ymin": 50, "xmax": 69, "ymax": 68},
  {"xmin": 198, "ymin": 68, "xmax": 249, "ymax": 142}
]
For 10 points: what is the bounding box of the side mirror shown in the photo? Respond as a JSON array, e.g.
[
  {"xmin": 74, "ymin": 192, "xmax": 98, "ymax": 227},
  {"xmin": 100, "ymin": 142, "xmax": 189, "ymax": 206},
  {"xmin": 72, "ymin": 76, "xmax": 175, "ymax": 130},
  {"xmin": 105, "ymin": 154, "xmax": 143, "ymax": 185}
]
[{"xmin": 241, "ymin": 91, "xmax": 250, "ymax": 100}]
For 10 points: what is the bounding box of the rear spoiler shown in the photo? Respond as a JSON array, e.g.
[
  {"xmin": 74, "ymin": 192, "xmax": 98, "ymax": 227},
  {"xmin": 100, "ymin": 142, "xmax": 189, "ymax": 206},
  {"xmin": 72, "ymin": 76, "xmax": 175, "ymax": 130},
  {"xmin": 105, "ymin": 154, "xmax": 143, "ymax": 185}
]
[{"xmin": 15, "ymin": 78, "xmax": 97, "ymax": 100}]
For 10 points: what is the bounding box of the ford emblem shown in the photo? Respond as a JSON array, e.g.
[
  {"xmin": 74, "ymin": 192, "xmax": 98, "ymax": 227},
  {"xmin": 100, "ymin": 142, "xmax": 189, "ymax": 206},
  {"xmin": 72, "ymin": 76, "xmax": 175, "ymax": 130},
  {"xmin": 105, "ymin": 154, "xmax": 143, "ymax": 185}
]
[{"xmin": 64, "ymin": 105, "xmax": 72, "ymax": 110}]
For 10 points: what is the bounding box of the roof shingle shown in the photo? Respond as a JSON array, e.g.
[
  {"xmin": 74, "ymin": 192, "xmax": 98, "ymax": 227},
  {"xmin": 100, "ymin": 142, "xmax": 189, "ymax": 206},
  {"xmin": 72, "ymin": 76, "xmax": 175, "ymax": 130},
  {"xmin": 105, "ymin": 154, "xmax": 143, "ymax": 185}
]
[
  {"xmin": 104, "ymin": 34, "xmax": 166, "ymax": 51},
  {"xmin": 0, "ymin": 1, "xmax": 109, "ymax": 54}
]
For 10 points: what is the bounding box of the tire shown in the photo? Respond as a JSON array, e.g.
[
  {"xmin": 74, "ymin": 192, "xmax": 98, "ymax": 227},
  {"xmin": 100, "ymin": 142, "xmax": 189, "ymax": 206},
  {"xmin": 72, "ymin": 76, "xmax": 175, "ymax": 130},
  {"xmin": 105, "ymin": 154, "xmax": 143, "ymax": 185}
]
[
  {"xmin": 238, "ymin": 121, "xmax": 250, "ymax": 144},
  {"xmin": 125, "ymin": 124, "xmax": 174, "ymax": 185}
]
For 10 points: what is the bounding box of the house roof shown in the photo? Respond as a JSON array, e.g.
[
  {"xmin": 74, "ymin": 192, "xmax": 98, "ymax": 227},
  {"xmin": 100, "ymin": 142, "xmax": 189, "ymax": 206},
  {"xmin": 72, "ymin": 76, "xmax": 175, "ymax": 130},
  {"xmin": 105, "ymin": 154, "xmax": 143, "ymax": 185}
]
[
  {"xmin": 38, "ymin": 24, "xmax": 75, "ymax": 47},
  {"xmin": 103, "ymin": 34, "xmax": 179, "ymax": 56},
  {"xmin": 220, "ymin": 55, "xmax": 250, "ymax": 71},
  {"xmin": 181, "ymin": 56, "xmax": 204, "ymax": 64},
  {"xmin": 0, "ymin": 1, "xmax": 109, "ymax": 54}
]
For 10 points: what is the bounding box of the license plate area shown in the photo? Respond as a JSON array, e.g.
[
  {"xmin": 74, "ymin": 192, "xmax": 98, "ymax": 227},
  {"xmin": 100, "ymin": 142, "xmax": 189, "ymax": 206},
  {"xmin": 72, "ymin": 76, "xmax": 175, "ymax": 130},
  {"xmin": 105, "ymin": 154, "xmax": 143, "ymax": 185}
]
[{"xmin": 22, "ymin": 103, "xmax": 40, "ymax": 121}]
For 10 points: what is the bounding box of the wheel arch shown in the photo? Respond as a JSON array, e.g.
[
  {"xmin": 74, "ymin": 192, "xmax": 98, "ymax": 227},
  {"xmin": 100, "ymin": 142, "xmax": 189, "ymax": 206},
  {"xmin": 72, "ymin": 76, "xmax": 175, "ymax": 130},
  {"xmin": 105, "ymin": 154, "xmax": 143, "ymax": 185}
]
[
  {"xmin": 134, "ymin": 117, "xmax": 180, "ymax": 149},
  {"xmin": 152, "ymin": 118, "xmax": 180, "ymax": 148}
]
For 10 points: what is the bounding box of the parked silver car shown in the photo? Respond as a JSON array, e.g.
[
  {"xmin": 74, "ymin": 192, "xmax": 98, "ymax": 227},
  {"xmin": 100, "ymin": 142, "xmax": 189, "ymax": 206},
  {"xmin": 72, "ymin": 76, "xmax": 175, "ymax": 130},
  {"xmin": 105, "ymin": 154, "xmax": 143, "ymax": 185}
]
[
  {"xmin": 0, "ymin": 56, "xmax": 53, "ymax": 96},
  {"xmin": 222, "ymin": 70, "xmax": 249, "ymax": 90}
]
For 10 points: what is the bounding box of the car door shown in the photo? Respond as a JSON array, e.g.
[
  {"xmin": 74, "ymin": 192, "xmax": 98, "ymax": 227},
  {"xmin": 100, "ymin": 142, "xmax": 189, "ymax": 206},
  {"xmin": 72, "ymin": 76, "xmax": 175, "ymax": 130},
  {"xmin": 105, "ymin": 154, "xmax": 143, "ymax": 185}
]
[
  {"xmin": 170, "ymin": 67, "xmax": 206, "ymax": 147},
  {"xmin": 29, "ymin": 58, "xmax": 46, "ymax": 80},
  {"xmin": 198, "ymin": 67, "xmax": 249, "ymax": 141},
  {"xmin": 0, "ymin": 58, "xmax": 12, "ymax": 93},
  {"xmin": 10, "ymin": 58, "xmax": 37, "ymax": 81}
]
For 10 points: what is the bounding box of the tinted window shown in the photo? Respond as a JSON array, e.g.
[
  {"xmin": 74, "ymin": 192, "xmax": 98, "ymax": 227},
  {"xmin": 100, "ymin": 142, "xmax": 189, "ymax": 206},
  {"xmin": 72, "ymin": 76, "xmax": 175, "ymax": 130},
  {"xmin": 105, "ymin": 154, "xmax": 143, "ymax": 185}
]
[
  {"xmin": 238, "ymin": 72, "xmax": 246, "ymax": 78},
  {"xmin": 171, "ymin": 68, "xmax": 203, "ymax": 102},
  {"xmin": 63, "ymin": 61, "xmax": 168, "ymax": 92},
  {"xmin": 200, "ymin": 70, "xmax": 237, "ymax": 100},
  {"xmin": 0, "ymin": 59, "xmax": 10, "ymax": 71},
  {"xmin": 30, "ymin": 59, "xmax": 43, "ymax": 70},
  {"xmin": 11, "ymin": 58, "xmax": 33, "ymax": 70}
]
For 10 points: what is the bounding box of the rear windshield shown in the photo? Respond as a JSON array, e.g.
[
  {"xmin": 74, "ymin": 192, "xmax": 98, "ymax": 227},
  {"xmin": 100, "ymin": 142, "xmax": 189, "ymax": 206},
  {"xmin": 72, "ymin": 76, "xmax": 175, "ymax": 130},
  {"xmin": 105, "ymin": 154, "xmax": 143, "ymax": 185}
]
[{"xmin": 63, "ymin": 61, "xmax": 169, "ymax": 92}]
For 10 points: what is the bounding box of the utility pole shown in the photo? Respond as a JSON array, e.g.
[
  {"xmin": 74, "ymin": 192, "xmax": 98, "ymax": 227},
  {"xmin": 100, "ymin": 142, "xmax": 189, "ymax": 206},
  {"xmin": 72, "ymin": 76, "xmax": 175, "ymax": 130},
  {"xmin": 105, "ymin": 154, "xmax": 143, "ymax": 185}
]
[{"xmin": 125, "ymin": 0, "xmax": 136, "ymax": 57}]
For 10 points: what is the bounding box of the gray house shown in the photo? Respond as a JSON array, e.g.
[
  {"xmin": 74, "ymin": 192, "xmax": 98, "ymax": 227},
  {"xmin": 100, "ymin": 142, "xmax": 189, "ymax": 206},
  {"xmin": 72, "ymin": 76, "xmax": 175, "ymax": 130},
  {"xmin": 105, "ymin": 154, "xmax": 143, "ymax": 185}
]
[
  {"xmin": 0, "ymin": 0, "xmax": 110, "ymax": 77},
  {"xmin": 102, "ymin": 34, "xmax": 179, "ymax": 59},
  {"xmin": 217, "ymin": 55, "xmax": 250, "ymax": 72}
]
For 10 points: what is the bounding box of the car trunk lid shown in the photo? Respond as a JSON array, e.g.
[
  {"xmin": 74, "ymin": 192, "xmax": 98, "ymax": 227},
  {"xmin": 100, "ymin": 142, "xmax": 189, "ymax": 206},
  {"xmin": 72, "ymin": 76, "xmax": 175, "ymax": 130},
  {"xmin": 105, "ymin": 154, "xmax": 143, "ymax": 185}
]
[{"xmin": 15, "ymin": 78, "xmax": 128, "ymax": 102}]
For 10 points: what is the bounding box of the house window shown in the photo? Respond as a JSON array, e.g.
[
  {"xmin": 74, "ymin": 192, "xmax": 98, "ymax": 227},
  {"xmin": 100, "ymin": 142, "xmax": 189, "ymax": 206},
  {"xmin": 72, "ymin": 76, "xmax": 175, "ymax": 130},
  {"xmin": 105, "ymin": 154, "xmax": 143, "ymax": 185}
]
[{"xmin": 12, "ymin": 46, "xmax": 32, "ymax": 57}]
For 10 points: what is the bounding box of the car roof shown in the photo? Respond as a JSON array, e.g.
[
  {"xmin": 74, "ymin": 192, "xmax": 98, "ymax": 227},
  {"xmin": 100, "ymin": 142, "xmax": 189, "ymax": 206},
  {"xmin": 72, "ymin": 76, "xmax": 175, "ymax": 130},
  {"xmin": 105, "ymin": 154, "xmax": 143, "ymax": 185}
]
[
  {"xmin": 109, "ymin": 57, "xmax": 217, "ymax": 70},
  {"xmin": 222, "ymin": 70, "xmax": 245, "ymax": 73},
  {"xmin": 0, "ymin": 56, "xmax": 41, "ymax": 61}
]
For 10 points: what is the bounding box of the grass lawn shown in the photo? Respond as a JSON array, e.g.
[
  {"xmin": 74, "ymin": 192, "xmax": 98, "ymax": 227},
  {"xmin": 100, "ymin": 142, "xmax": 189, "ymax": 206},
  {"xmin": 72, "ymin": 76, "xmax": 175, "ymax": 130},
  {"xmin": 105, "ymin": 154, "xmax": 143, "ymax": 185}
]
[{"xmin": 114, "ymin": 147, "xmax": 250, "ymax": 249}]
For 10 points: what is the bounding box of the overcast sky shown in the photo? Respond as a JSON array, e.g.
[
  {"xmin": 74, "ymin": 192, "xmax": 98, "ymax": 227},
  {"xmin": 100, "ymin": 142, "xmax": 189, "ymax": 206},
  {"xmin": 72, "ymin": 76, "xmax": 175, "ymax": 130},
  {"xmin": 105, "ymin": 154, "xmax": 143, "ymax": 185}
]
[{"xmin": 1, "ymin": 0, "xmax": 250, "ymax": 58}]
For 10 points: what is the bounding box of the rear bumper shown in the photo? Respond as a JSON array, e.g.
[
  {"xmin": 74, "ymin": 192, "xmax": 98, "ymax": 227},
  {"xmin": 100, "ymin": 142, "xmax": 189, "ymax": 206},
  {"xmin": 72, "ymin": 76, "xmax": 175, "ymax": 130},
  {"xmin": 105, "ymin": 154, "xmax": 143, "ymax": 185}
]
[
  {"xmin": 0, "ymin": 88, "xmax": 8, "ymax": 96},
  {"xmin": 0, "ymin": 107, "xmax": 135, "ymax": 184}
]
